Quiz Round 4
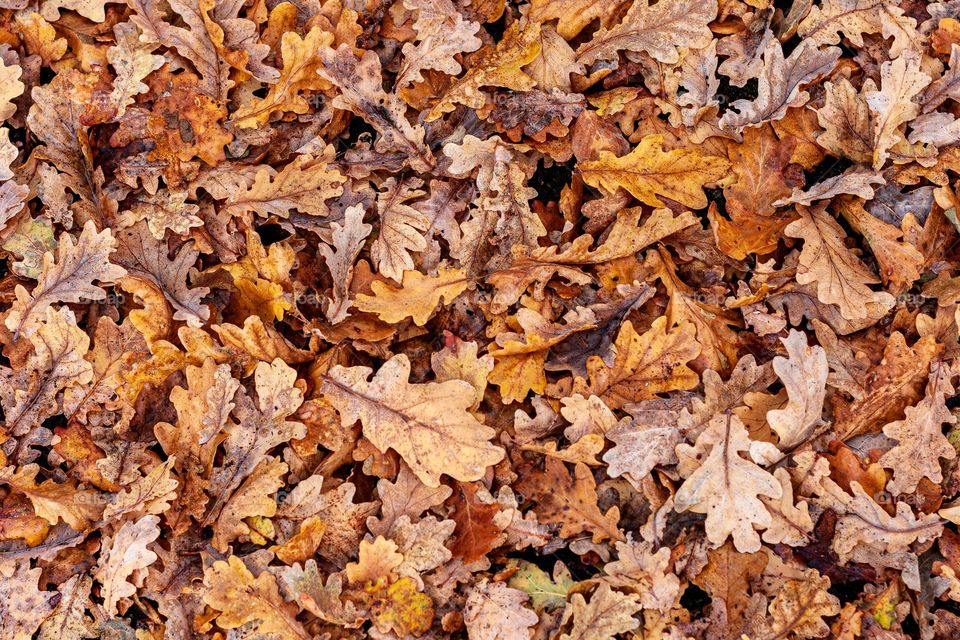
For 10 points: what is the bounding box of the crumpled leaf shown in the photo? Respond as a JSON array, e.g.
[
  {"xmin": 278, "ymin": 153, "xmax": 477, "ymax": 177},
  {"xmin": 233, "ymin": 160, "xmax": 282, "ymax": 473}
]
[
  {"xmin": 203, "ymin": 555, "xmax": 311, "ymax": 639},
  {"xmin": 719, "ymin": 40, "xmax": 840, "ymax": 131},
  {"xmin": 576, "ymin": 0, "xmax": 716, "ymax": 65},
  {"xmin": 559, "ymin": 583, "xmax": 640, "ymax": 640},
  {"xmin": 766, "ymin": 330, "xmax": 827, "ymax": 450},
  {"xmin": 878, "ymin": 361, "xmax": 957, "ymax": 495},
  {"xmin": 425, "ymin": 21, "xmax": 541, "ymax": 122},
  {"xmin": 0, "ymin": 561, "xmax": 57, "ymax": 639}
]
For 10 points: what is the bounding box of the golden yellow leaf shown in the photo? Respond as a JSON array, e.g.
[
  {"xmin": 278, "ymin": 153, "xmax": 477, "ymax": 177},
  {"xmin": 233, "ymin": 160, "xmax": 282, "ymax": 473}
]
[
  {"xmin": 232, "ymin": 27, "xmax": 333, "ymax": 128},
  {"xmin": 573, "ymin": 317, "xmax": 700, "ymax": 409},
  {"xmin": 354, "ymin": 268, "xmax": 469, "ymax": 326},
  {"xmin": 578, "ymin": 134, "xmax": 730, "ymax": 209},
  {"xmin": 203, "ymin": 555, "xmax": 311, "ymax": 640}
]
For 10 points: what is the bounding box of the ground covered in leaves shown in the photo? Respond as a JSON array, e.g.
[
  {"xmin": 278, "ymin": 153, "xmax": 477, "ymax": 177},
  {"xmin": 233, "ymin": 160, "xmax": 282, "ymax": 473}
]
[{"xmin": 8, "ymin": 0, "xmax": 960, "ymax": 638}]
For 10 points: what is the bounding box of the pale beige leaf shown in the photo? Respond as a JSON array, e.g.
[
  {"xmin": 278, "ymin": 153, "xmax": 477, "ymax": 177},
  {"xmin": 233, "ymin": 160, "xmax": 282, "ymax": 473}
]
[
  {"xmin": 0, "ymin": 58, "xmax": 24, "ymax": 121},
  {"xmin": 321, "ymin": 354, "xmax": 505, "ymax": 487},
  {"xmin": 761, "ymin": 467, "xmax": 814, "ymax": 547},
  {"xmin": 0, "ymin": 127, "xmax": 16, "ymax": 182},
  {"xmin": 464, "ymin": 580, "xmax": 539, "ymax": 640},
  {"xmin": 766, "ymin": 330, "xmax": 827, "ymax": 450},
  {"xmin": 559, "ymin": 583, "xmax": 641, "ymax": 640},
  {"xmin": 431, "ymin": 337, "xmax": 493, "ymax": 409},
  {"xmin": 107, "ymin": 21, "xmax": 164, "ymax": 119},
  {"xmin": 865, "ymin": 50, "xmax": 930, "ymax": 169},
  {"xmin": 318, "ymin": 203, "xmax": 371, "ymax": 324},
  {"xmin": 0, "ymin": 562, "xmax": 56, "ymax": 640},
  {"xmin": 95, "ymin": 514, "xmax": 161, "ymax": 617},
  {"xmin": 604, "ymin": 539, "xmax": 681, "ymax": 612},
  {"xmin": 224, "ymin": 154, "xmax": 346, "ymax": 219},
  {"xmin": 5, "ymin": 221, "xmax": 127, "ymax": 337},
  {"xmin": 122, "ymin": 187, "xmax": 202, "ymax": 239},
  {"xmin": 319, "ymin": 45, "xmax": 433, "ymax": 170},
  {"xmin": 370, "ymin": 178, "xmax": 429, "ymax": 282},
  {"xmin": 719, "ymin": 40, "xmax": 840, "ymax": 131},
  {"xmin": 367, "ymin": 463, "xmax": 453, "ymax": 537},
  {"xmin": 576, "ymin": 0, "xmax": 717, "ymax": 65},
  {"xmin": 674, "ymin": 414, "xmax": 782, "ymax": 553},
  {"xmin": 395, "ymin": 0, "xmax": 482, "ymax": 88},
  {"xmin": 816, "ymin": 78, "xmax": 873, "ymax": 164},
  {"xmin": 37, "ymin": 574, "xmax": 97, "ymax": 640},
  {"xmin": 784, "ymin": 204, "xmax": 895, "ymax": 322},
  {"xmin": 1, "ymin": 307, "xmax": 94, "ymax": 438},
  {"xmin": 878, "ymin": 361, "xmax": 957, "ymax": 495},
  {"xmin": 523, "ymin": 25, "xmax": 584, "ymax": 91},
  {"xmin": 772, "ymin": 167, "xmax": 884, "ymax": 207}
]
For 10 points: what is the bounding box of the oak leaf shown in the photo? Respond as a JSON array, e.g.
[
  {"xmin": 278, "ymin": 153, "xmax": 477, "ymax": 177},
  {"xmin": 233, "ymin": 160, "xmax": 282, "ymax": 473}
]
[
  {"xmin": 573, "ymin": 316, "xmax": 700, "ymax": 409},
  {"xmin": 674, "ymin": 414, "xmax": 782, "ymax": 552},
  {"xmin": 764, "ymin": 573, "xmax": 841, "ymax": 640},
  {"xmin": 517, "ymin": 457, "xmax": 623, "ymax": 543},
  {"xmin": 318, "ymin": 204, "xmax": 372, "ymax": 323},
  {"xmin": 784, "ymin": 204, "xmax": 895, "ymax": 322},
  {"xmin": 577, "ymin": 0, "xmax": 716, "ymax": 65},
  {"xmin": 448, "ymin": 482, "xmax": 502, "ymax": 564},
  {"xmin": 231, "ymin": 27, "xmax": 333, "ymax": 128},
  {"xmin": 578, "ymin": 134, "xmax": 730, "ymax": 209},
  {"xmin": 718, "ymin": 40, "xmax": 840, "ymax": 131},
  {"xmin": 360, "ymin": 576, "xmax": 434, "ymax": 637},
  {"xmin": 319, "ymin": 45, "xmax": 433, "ymax": 170},
  {"xmin": 0, "ymin": 461, "xmax": 102, "ymax": 530},
  {"xmin": 692, "ymin": 542, "xmax": 768, "ymax": 638},
  {"xmin": 112, "ymin": 223, "xmax": 210, "ymax": 327},
  {"xmin": 1, "ymin": 307, "xmax": 95, "ymax": 440},
  {"xmin": 425, "ymin": 21, "xmax": 541, "ymax": 122},
  {"xmin": 766, "ymin": 330, "xmax": 828, "ymax": 450},
  {"xmin": 0, "ymin": 59, "xmax": 24, "ymax": 122},
  {"xmin": 395, "ymin": 0, "xmax": 483, "ymax": 89},
  {"xmin": 866, "ymin": 50, "xmax": 930, "ymax": 169},
  {"xmin": 878, "ymin": 361, "xmax": 957, "ymax": 495},
  {"xmin": 94, "ymin": 515, "xmax": 161, "ymax": 617},
  {"xmin": 355, "ymin": 268, "xmax": 468, "ymax": 326},
  {"xmin": 321, "ymin": 354, "xmax": 504, "ymax": 487},
  {"xmin": 528, "ymin": 0, "xmax": 626, "ymax": 39},
  {"xmin": 224, "ymin": 154, "xmax": 346, "ymax": 219},
  {"xmin": 346, "ymin": 536, "xmax": 405, "ymax": 585},
  {"xmin": 464, "ymin": 580, "xmax": 539, "ymax": 640},
  {"xmin": 508, "ymin": 560, "xmax": 575, "ymax": 612},
  {"xmin": 5, "ymin": 221, "xmax": 126, "ymax": 338},
  {"xmin": 203, "ymin": 555, "xmax": 311, "ymax": 640},
  {"xmin": 559, "ymin": 584, "xmax": 640, "ymax": 640},
  {"xmin": 0, "ymin": 562, "xmax": 57, "ymax": 639}
]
